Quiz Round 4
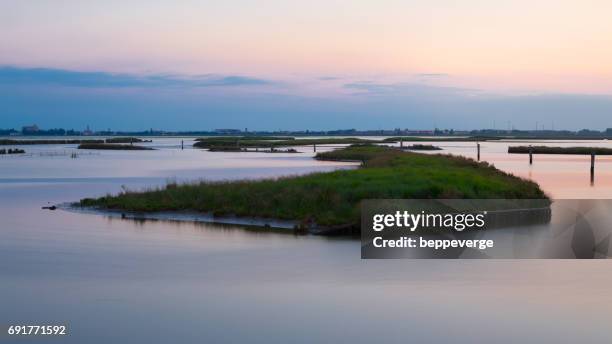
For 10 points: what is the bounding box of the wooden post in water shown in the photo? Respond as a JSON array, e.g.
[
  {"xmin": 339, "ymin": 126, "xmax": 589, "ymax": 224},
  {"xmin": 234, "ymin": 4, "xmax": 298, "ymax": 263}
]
[
  {"xmin": 529, "ymin": 145, "xmax": 533, "ymax": 165},
  {"xmin": 591, "ymin": 152, "xmax": 595, "ymax": 184},
  {"xmin": 313, "ymin": 144, "xmax": 316, "ymax": 153},
  {"xmin": 181, "ymin": 140, "xmax": 184, "ymax": 150},
  {"xmin": 476, "ymin": 142, "xmax": 480, "ymax": 161},
  {"xmin": 400, "ymin": 138, "xmax": 403, "ymax": 148}
]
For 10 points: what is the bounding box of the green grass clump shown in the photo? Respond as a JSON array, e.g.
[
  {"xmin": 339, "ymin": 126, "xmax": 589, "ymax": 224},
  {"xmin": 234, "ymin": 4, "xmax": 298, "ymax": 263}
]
[
  {"xmin": 508, "ymin": 146, "xmax": 612, "ymax": 155},
  {"xmin": 79, "ymin": 145, "xmax": 547, "ymax": 227}
]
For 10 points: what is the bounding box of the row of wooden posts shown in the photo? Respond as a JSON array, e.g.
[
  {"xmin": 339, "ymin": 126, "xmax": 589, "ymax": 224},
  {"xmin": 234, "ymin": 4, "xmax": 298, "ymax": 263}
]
[{"xmin": 475, "ymin": 142, "xmax": 597, "ymax": 181}]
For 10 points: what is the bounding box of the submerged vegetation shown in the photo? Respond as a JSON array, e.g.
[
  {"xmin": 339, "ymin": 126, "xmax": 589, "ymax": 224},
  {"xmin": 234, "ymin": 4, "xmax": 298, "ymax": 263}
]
[
  {"xmin": 79, "ymin": 145, "xmax": 547, "ymax": 229},
  {"xmin": 78, "ymin": 143, "xmax": 154, "ymax": 150},
  {"xmin": 508, "ymin": 146, "xmax": 612, "ymax": 155}
]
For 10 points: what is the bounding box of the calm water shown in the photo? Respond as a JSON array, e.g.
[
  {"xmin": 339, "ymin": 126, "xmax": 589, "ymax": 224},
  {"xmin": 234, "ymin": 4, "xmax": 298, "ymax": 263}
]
[
  {"xmin": 1, "ymin": 138, "xmax": 612, "ymax": 343},
  {"xmin": 396, "ymin": 139, "xmax": 612, "ymax": 199}
]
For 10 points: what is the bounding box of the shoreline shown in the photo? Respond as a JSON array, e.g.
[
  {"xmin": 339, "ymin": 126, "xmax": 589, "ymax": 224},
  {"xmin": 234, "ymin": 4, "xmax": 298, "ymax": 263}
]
[
  {"xmin": 60, "ymin": 201, "xmax": 551, "ymax": 236},
  {"xmin": 61, "ymin": 203, "xmax": 357, "ymax": 236}
]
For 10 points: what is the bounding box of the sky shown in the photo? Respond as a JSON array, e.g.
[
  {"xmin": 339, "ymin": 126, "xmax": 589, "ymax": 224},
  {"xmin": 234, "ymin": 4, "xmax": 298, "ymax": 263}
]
[{"xmin": 1, "ymin": 0, "xmax": 612, "ymax": 131}]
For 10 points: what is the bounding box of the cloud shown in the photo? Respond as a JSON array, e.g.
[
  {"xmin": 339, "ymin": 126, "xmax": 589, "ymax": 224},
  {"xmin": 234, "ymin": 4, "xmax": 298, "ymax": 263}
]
[
  {"xmin": 2, "ymin": 66, "xmax": 612, "ymax": 131},
  {"xmin": 0, "ymin": 66, "xmax": 272, "ymax": 88},
  {"xmin": 318, "ymin": 76, "xmax": 342, "ymax": 81},
  {"xmin": 343, "ymin": 81, "xmax": 474, "ymax": 97}
]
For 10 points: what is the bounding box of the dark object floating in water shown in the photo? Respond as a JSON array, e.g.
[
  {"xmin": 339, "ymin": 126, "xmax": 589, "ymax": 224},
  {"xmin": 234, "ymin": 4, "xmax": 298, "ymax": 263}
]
[
  {"xmin": 42, "ymin": 205, "xmax": 57, "ymax": 210},
  {"xmin": 0, "ymin": 148, "xmax": 26, "ymax": 154}
]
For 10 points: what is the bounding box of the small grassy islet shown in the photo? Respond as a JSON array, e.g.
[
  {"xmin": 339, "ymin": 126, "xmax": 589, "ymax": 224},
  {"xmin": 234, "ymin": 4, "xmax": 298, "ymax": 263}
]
[
  {"xmin": 78, "ymin": 145, "xmax": 547, "ymax": 228},
  {"xmin": 77, "ymin": 143, "xmax": 154, "ymax": 150}
]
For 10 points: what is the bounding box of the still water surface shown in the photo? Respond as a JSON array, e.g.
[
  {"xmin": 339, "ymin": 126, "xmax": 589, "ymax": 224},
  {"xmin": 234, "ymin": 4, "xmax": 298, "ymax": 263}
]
[{"xmin": 1, "ymin": 138, "xmax": 612, "ymax": 343}]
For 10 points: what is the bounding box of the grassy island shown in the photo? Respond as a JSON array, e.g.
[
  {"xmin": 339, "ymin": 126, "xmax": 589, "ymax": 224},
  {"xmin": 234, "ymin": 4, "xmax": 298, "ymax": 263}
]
[
  {"xmin": 402, "ymin": 144, "xmax": 442, "ymax": 151},
  {"xmin": 79, "ymin": 145, "xmax": 547, "ymax": 230},
  {"xmin": 78, "ymin": 143, "xmax": 154, "ymax": 150},
  {"xmin": 208, "ymin": 146, "xmax": 299, "ymax": 153},
  {"xmin": 105, "ymin": 137, "xmax": 151, "ymax": 144},
  {"xmin": 0, "ymin": 138, "xmax": 150, "ymax": 145},
  {"xmin": 383, "ymin": 136, "xmax": 499, "ymax": 143},
  {"xmin": 193, "ymin": 137, "xmax": 384, "ymax": 149},
  {"xmin": 508, "ymin": 146, "xmax": 612, "ymax": 155},
  {"xmin": 0, "ymin": 139, "xmax": 104, "ymax": 145}
]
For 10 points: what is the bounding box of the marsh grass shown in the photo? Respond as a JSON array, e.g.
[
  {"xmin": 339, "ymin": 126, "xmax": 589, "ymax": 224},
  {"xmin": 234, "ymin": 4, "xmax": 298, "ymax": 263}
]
[
  {"xmin": 193, "ymin": 137, "xmax": 384, "ymax": 149},
  {"xmin": 0, "ymin": 139, "xmax": 104, "ymax": 145},
  {"xmin": 80, "ymin": 145, "xmax": 547, "ymax": 227},
  {"xmin": 105, "ymin": 137, "xmax": 151, "ymax": 143},
  {"xmin": 383, "ymin": 136, "xmax": 500, "ymax": 142},
  {"xmin": 402, "ymin": 144, "xmax": 442, "ymax": 151},
  {"xmin": 208, "ymin": 146, "xmax": 299, "ymax": 153},
  {"xmin": 77, "ymin": 143, "xmax": 154, "ymax": 150}
]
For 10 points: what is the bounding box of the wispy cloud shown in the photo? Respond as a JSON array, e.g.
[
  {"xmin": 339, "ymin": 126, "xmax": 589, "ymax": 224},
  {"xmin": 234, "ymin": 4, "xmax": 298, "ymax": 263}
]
[
  {"xmin": 414, "ymin": 73, "xmax": 449, "ymax": 78},
  {"xmin": 343, "ymin": 81, "xmax": 473, "ymax": 97},
  {"xmin": 0, "ymin": 66, "xmax": 272, "ymax": 88},
  {"xmin": 318, "ymin": 76, "xmax": 342, "ymax": 81}
]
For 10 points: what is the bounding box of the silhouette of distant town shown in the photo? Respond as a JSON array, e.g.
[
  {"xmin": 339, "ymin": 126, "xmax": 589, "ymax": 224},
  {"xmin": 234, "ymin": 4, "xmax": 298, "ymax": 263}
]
[{"xmin": 4, "ymin": 124, "xmax": 612, "ymax": 139}]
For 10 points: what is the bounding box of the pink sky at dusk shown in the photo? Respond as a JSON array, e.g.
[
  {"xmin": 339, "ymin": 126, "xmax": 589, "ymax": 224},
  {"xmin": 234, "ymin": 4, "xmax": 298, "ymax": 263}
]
[{"xmin": 1, "ymin": 0, "xmax": 611, "ymax": 95}]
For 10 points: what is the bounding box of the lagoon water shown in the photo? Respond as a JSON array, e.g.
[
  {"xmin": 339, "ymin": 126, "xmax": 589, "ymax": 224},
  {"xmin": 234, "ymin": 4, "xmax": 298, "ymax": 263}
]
[{"xmin": 2, "ymin": 138, "xmax": 612, "ymax": 343}]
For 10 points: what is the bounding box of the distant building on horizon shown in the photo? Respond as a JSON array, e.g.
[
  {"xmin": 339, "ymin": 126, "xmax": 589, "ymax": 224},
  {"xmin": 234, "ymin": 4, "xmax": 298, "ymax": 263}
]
[
  {"xmin": 22, "ymin": 124, "xmax": 39, "ymax": 134},
  {"xmin": 83, "ymin": 125, "xmax": 93, "ymax": 136}
]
